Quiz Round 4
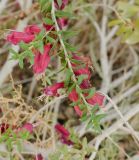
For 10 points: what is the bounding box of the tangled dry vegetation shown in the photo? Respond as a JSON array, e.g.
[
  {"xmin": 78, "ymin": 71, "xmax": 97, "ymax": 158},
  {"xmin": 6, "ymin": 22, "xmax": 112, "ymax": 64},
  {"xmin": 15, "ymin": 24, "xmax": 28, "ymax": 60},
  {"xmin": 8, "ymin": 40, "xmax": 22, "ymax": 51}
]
[{"xmin": 0, "ymin": 0, "xmax": 139, "ymax": 160}]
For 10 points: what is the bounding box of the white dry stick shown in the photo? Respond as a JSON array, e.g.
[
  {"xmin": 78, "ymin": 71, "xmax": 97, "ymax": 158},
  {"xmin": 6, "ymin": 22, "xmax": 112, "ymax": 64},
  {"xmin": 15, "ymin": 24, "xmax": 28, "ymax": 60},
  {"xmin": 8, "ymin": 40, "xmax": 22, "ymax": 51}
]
[
  {"xmin": 84, "ymin": 12, "xmax": 102, "ymax": 39},
  {"xmin": 106, "ymin": 26, "xmax": 118, "ymax": 43},
  {"xmin": 27, "ymin": 76, "xmax": 37, "ymax": 103},
  {"xmin": 109, "ymin": 70, "xmax": 134, "ymax": 90},
  {"xmin": 100, "ymin": 3, "xmax": 110, "ymax": 93},
  {"xmin": 89, "ymin": 104, "xmax": 139, "ymax": 160},
  {"xmin": 103, "ymin": 93, "xmax": 139, "ymax": 143},
  {"xmin": 106, "ymin": 83, "xmax": 139, "ymax": 110},
  {"xmin": 89, "ymin": 138, "xmax": 101, "ymax": 160},
  {"xmin": 0, "ymin": 0, "xmax": 32, "ymax": 87},
  {"xmin": 84, "ymin": 0, "xmax": 111, "ymax": 93}
]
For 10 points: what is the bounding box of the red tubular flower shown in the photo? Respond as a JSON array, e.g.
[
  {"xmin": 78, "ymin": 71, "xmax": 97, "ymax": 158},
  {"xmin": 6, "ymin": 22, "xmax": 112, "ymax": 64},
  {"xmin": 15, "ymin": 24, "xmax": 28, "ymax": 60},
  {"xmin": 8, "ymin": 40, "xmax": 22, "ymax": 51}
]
[
  {"xmin": 0, "ymin": 123, "xmax": 9, "ymax": 134},
  {"xmin": 57, "ymin": 18, "xmax": 68, "ymax": 29},
  {"xmin": 80, "ymin": 79, "xmax": 91, "ymax": 89},
  {"xmin": 44, "ymin": 82, "xmax": 64, "ymax": 96},
  {"xmin": 43, "ymin": 23, "xmax": 54, "ymax": 31},
  {"xmin": 24, "ymin": 25, "xmax": 41, "ymax": 35},
  {"xmin": 35, "ymin": 154, "xmax": 43, "ymax": 160},
  {"xmin": 55, "ymin": 124, "xmax": 73, "ymax": 145},
  {"xmin": 87, "ymin": 92, "xmax": 105, "ymax": 106},
  {"xmin": 74, "ymin": 106, "xmax": 83, "ymax": 117},
  {"xmin": 55, "ymin": 124, "xmax": 69, "ymax": 137},
  {"xmin": 22, "ymin": 123, "xmax": 33, "ymax": 134},
  {"xmin": 74, "ymin": 67, "xmax": 91, "ymax": 89},
  {"xmin": 74, "ymin": 67, "xmax": 91, "ymax": 80},
  {"xmin": 68, "ymin": 89, "xmax": 78, "ymax": 102},
  {"xmin": 7, "ymin": 31, "xmax": 35, "ymax": 45},
  {"xmin": 33, "ymin": 44, "xmax": 51, "ymax": 74},
  {"xmin": 54, "ymin": 0, "xmax": 69, "ymax": 10}
]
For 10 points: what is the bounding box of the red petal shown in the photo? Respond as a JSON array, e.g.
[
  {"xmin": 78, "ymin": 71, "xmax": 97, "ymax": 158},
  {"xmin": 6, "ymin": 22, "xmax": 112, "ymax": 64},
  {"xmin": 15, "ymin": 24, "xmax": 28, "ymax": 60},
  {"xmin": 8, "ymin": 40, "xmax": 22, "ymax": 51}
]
[
  {"xmin": 74, "ymin": 106, "xmax": 83, "ymax": 117},
  {"xmin": 44, "ymin": 82, "xmax": 64, "ymax": 96},
  {"xmin": 80, "ymin": 79, "xmax": 91, "ymax": 89},
  {"xmin": 22, "ymin": 123, "xmax": 33, "ymax": 133},
  {"xmin": 68, "ymin": 89, "xmax": 78, "ymax": 102},
  {"xmin": 35, "ymin": 154, "xmax": 43, "ymax": 160},
  {"xmin": 43, "ymin": 23, "xmax": 54, "ymax": 31},
  {"xmin": 57, "ymin": 18, "xmax": 68, "ymax": 29},
  {"xmin": 74, "ymin": 67, "xmax": 91, "ymax": 80},
  {"xmin": 55, "ymin": 124, "xmax": 73, "ymax": 145},
  {"xmin": 24, "ymin": 25, "xmax": 41, "ymax": 34},
  {"xmin": 7, "ymin": 31, "xmax": 35, "ymax": 45},
  {"xmin": 0, "ymin": 123, "xmax": 9, "ymax": 134},
  {"xmin": 61, "ymin": 136, "xmax": 73, "ymax": 145},
  {"xmin": 87, "ymin": 92, "xmax": 105, "ymax": 106},
  {"xmin": 55, "ymin": 124, "xmax": 69, "ymax": 137},
  {"xmin": 33, "ymin": 44, "xmax": 51, "ymax": 74},
  {"xmin": 61, "ymin": 0, "xmax": 69, "ymax": 9},
  {"xmin": 54, "ymin": 0, "xmax": 69, "ymax": 10}
]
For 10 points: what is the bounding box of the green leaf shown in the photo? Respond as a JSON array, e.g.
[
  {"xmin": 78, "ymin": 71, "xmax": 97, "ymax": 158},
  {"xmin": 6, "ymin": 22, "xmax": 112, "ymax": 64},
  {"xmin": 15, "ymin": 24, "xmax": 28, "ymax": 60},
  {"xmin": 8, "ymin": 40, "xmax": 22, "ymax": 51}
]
[
  {"xmin": 86, "ymin": 120, "xmax": 92, "ymax": 129},
  {"xmin": 12, "ymin": 131, "xmax": 17, "ymax": 139},
  {"xmin": 64, "ymin": 68, "xmax": 72, "ymax": 87},
  {"xmin": 45, "ymin": 77, "xmax": 52, "ymax": 85},
  {"xmin": 39, "ymin": 0, "xmax": 51, "ymax": 13},
  {"xmin": 56, "ymin": 11, "xmax": 73, "ymax": 18},
  {"xmin": 38, "ymin": 41, "xmax": 44, "ymax": 53},
  {"xmin": 76, "ymin": 85, "xmax": 82, "ymax": 95},
  {"xmin": 68, "ymin": 83, "xmax": 76, "ymax": 94},
  {"xmin": 62, "ymin": 30, "xmax": 79, "ymax": 39},
  {"xmin": 43, "ymin": 17, "xmax": 53, "ymax": 25},
  {"xmin": 27, "ymin": 50, "xmax": 34, "ymax": 65},
  {"xmin": 35, "ymin": 30, "xmax": 45, "ymax": 40},
  {"xmin": 19, "ymin": 58, "xmax": 24, "ymax": 69},
  {"xmin": 85, "ymin": 88, "xmax": 96, "ymax": 99},
  {"xmin": 70, "ymin": 58, "xmax": 82, "ymax": 64},
  {"xmin": 108, "ymin": 19, "xmax": 122, "ymax": 27},
  {"xmin": 6, "ymin": 138, "xmax": 13, "ymax": 151},
  {"xmin": 70, "ymin": 101, "xmax": 79, "ymax": 106},
  {"xmin": 91, "ymin": 105, "xmax": 99, "ymax": 113},
  {"xmin": 19, "ymin": 42, "xmax": 29, "ymax": 50},
  {"xmin": 0, "ymin": 134, "xmax": 8, "ymax": 143},
  {"xmin": 46, "ymin": 35, "xmax": 55, "ymax": 43},
  {"xmin": 116, "ymin": 25, "xmax": 132, "ymax": 36},
  {"xmin": 20, "ymin": 131, "xmax": 30, "ymax": 140},
  {"xmin": 125, "ymin": 30, "xmax": 139, "ymax": 44},
  {"xmin": 81, "ymin": 113, "xmax": 88, "ymax": 122},
  {"xmin": 79, "ymin": 104, "xmax": 86, "ymax": 110},
  {"xmin": 9, "ymin": 49, "xmax": 19, "ymax": 60},
  {"xmin": 117, "ymin": 1, "xmax": 139, "ymax": 18},
  {"xmin": 95, "ymin": 114, "xmax": 106, "ymax": 121},
  {"xmin": 64, "ymin": 42, "xmax": 77, "ymax": 52},
  {"xmin": 77, "ymin": 75, "xmax": 88, "ymax": 85}
]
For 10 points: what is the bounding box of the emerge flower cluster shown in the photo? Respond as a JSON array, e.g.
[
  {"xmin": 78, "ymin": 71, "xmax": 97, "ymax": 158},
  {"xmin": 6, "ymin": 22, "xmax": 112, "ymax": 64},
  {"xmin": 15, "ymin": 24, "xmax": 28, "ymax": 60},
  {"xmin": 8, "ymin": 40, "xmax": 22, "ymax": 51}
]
[{"xmin": 5, "ymin": 0, "xmax": 106, "ymax": 158}]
